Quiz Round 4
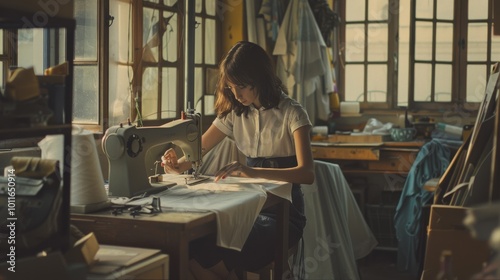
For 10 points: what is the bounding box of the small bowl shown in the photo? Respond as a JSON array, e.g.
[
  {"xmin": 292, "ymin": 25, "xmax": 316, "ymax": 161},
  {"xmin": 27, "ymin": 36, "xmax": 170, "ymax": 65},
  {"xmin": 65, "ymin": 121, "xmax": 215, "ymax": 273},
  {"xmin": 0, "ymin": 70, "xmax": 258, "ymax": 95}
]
[{"xmin": 390, "ymin": 127, "xmax": 417, "ymax": 142}]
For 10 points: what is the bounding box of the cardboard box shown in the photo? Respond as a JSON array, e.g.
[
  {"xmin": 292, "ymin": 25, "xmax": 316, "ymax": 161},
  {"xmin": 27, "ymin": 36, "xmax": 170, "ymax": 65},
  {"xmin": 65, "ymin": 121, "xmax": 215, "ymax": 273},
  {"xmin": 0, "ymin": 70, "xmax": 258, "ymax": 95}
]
[
  {"xmin": 65, "ymin": 232, "xmax": 100, "ymax": 266},
  {"xmin": 421, "ymin": 205, "xmax": 491, "ymax": 280}
]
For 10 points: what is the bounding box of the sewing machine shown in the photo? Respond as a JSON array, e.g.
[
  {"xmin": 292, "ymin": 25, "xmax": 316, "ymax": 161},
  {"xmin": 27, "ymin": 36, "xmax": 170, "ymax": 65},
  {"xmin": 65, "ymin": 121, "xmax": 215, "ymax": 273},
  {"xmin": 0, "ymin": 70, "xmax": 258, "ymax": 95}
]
[{"xmin": 102, "ymin": 111, "xmax": 203, "ymax": 197}]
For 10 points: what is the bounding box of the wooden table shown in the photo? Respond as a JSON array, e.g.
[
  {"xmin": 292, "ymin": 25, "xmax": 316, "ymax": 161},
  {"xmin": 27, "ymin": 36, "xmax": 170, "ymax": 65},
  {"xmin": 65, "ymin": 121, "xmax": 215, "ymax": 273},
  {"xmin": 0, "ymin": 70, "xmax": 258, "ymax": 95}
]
[
  {"xmin": 311, "ymin": 141, "xmax": 424, "ymax": 175},
  {"xmin": 71, "ymin": 192, "xmax": 290, "ymax": 280}
]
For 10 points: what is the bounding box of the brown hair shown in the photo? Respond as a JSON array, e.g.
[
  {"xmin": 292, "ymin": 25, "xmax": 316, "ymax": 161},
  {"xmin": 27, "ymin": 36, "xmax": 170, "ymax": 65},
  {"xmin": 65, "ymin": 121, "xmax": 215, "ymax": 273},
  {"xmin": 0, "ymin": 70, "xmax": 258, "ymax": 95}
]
[{"xmin": 214, "ymin": 41, "xmax": 287, "ymax": 118}]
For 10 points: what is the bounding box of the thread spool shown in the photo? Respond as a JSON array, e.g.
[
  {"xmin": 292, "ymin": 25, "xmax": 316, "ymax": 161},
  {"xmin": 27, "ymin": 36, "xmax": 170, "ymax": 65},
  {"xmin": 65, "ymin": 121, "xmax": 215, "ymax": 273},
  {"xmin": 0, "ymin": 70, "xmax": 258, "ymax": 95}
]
[
  {"xmin": 38, "ymin": 127, "xmax": 108, "ymax": 208},
  {"xmin": 340, "ymin": 102, "xmax": 360, "ymax": 116}
]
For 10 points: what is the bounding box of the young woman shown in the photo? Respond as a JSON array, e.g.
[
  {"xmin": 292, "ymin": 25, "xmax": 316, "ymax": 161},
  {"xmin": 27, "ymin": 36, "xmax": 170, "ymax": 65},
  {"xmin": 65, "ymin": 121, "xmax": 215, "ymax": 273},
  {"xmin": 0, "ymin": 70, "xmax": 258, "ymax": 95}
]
[{"xmin": 162, "ymin": 41, "xmax": 315, "ymax": 279}]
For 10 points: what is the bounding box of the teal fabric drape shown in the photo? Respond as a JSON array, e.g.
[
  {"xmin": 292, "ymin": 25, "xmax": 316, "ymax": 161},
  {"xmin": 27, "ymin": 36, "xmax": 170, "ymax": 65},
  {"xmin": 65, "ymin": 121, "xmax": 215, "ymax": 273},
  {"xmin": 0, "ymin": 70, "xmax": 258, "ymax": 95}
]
[{"xmin": 394, "ymin": 139, "xmax": 451, "ymax": 278}]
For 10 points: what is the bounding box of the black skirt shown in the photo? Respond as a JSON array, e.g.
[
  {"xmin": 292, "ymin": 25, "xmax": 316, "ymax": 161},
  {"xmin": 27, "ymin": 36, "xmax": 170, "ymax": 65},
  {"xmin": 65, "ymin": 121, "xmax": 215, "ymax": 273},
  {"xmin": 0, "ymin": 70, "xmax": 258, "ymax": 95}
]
[{"xmin": 190, "ymin": 156, "xmax": 306, "ymax": 271}]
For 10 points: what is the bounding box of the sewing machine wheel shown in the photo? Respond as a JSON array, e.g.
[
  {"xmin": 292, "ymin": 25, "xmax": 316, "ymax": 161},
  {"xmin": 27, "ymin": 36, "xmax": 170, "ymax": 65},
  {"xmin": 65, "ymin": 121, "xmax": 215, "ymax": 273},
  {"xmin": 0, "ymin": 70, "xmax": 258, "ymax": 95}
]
[
  {"xmin": 103, "ymin": 133, "xmax": 125, "ymax": 160},
  {"xmin": 126, "ymin": 134, "xmax": 143, "ymax": 157}
]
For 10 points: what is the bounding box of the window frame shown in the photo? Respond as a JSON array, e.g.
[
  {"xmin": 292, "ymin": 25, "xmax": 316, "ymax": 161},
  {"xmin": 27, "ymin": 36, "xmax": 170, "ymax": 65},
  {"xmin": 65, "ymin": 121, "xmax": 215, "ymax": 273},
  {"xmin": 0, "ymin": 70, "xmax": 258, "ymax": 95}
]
[
  {"xmin": 133, "ymin": 0, "xmax": 221, "ymax": 128},
  {"xmin": 336, "ymin": 0, "xmax": 497, "ymax": 114}
]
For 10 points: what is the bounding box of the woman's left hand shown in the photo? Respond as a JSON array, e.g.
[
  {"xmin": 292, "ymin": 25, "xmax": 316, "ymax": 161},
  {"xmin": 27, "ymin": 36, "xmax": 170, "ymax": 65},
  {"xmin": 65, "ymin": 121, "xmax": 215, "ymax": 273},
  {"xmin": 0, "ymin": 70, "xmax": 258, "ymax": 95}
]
[{"xmin": 214, "ymin": 161, "xmax": 248, "ymax": 182}]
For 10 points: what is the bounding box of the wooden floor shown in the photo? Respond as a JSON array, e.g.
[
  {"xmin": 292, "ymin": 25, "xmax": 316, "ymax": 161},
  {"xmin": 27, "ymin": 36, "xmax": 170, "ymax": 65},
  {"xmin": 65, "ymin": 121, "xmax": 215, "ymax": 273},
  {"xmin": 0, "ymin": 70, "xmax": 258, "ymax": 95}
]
[{"xmin": 358, "ymin": 250, "xmax": 414, "ymax": 280}]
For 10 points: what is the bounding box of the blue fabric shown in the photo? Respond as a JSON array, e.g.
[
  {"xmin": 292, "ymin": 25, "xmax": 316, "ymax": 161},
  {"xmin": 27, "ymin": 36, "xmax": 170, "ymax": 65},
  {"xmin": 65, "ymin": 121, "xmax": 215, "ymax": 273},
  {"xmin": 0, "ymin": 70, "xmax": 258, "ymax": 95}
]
[{"xmin": 394, "ymin": 139, "xmax": 451, "ymax": 277}]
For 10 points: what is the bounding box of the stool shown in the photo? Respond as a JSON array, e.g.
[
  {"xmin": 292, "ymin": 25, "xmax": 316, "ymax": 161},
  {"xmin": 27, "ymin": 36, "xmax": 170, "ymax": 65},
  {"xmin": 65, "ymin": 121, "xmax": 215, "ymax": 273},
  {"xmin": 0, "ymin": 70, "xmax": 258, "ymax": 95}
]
[{"xmin": 237, "ymin": 243, "xmax": 299, "ymax": 280}]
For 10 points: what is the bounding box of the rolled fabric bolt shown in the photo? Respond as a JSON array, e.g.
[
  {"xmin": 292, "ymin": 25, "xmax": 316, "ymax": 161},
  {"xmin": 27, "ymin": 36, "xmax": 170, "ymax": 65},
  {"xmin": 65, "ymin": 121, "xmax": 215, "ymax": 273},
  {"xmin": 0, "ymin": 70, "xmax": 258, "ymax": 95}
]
[{"xmin": 436, "ymin": 123, "xmax": 463, "ymax": 137}]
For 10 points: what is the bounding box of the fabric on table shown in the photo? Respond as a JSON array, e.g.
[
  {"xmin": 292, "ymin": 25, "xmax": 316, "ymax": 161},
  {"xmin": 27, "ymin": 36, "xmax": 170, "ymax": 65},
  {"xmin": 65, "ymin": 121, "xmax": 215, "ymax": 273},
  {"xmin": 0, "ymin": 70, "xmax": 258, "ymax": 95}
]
[
  {"xmin": 301, "ymin": 160, "xmax": 377, "ymax": 280},
  {"xmin": 128, "ymin": 175, "xmax": 291, "ymax": 251}
]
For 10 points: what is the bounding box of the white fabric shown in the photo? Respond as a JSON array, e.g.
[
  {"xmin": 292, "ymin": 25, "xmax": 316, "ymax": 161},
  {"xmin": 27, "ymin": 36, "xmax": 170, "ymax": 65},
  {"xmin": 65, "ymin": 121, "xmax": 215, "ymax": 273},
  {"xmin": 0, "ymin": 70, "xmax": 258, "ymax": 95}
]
[
  {"xmin": 128, "ymin": 174, "xmax": 291, "ymax": 251},
  {"xmin": 213, "ymin": 93, "xmax": 311, "ymax": 158},
  {"xmin": 197, "ymin": 137, "xmax": 246, "ymax": 176},
  {"xmin": 273, "ymin": 0, "xmax": 334, "ymax": 124},
  {"xmin": 301, "ymin": 160, "xmax": 378, "ymax": 279}
]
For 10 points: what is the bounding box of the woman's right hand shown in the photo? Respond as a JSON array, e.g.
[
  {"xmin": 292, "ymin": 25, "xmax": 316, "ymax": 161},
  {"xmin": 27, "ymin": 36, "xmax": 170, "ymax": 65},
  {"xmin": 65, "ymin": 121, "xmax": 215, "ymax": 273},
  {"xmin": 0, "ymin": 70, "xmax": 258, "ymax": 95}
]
[{"xmin": 161, "ymin": 148, "xmax": 181, "ymax": 174}]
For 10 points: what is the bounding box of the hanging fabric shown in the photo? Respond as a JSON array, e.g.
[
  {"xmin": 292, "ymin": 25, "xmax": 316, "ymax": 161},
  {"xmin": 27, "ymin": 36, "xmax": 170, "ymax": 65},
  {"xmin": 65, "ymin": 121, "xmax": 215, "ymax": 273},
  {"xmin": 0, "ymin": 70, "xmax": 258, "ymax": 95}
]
[
  {"xmin": 273, "ymin": 0, "xmax": 334, "ymax": 124},
  {"xmin": 307, "ymin": 0, "xmax": 338, "ymax": 47}
]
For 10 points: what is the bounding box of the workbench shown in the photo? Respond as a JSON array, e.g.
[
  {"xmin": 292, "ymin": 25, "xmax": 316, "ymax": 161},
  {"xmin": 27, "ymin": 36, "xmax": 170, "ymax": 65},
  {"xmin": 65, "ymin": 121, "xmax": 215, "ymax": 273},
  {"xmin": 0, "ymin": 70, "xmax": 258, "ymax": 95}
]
[
  {"xmin": 71, "ymin": 178, "xmax": 291, "ymax": 280},
  {"xmin": 311, "ymin": 139, "xmax": 425, "ymax": 249}
]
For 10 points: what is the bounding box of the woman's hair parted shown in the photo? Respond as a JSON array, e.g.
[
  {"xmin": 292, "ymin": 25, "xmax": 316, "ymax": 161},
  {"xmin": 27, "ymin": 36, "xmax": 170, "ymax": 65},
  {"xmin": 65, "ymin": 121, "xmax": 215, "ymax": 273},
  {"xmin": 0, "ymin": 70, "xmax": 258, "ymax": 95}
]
[{"xmin": 214, "ymin": 41, "xmax": 287, "ymax": 118}]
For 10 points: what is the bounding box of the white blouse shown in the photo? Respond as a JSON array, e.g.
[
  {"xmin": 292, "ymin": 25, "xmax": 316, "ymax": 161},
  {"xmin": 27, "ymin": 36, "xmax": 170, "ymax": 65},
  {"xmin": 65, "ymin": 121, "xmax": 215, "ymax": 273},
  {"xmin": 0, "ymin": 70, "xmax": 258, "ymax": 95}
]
[{"xmin": 213, "ymin": 93, "xmax": 312, "ymax": 158}]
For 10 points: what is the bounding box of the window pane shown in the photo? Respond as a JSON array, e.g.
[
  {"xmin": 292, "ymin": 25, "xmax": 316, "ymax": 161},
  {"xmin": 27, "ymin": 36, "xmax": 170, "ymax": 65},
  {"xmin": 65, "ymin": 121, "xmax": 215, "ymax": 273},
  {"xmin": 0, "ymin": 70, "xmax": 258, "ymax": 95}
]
[
  {"xmin": 414, "ymin": 63, "xmax": 432, "ymax": 101},
  {"xmin": 58, "ymin": 29, "xmax": 67, "ymax": 64},
  {"xmin": 436, "ymin": 0, "xmax": 453, "ymax": 20},
  {"xmin": 206, "ymin": 0, "xmax": 216, "ymax": 16},
  {"xmin": 0, "ymin": 62, "xmax": 3, "ymax": 87},
  {"xmin": 415, "ymin": 21, "xmax": 433, "ymax": 61},
  {"xmin": 466, "ymin": 65, "xmax": 486, "ymax": 103},
  {"xmin": 492, "ymin": 36, "xmax": 500, "ymax": 61},
  {"xmin": 415, "ymin": 0, "xmax": 433, "ymax": 19},
  {"xmin": 143, "ymin": 8, "xmax": 159, "ymax": 63},
  {"xmin": 195, "ymin": 67, "xmax": 203, "ymax": 112},
  {"xmin": 205, "ymin": 68, "xmax": 218, "ymax": 115},
  {"xmin": 73, "ymin": 65, "xmax": 98, "ymax": 123},
  {"xmin": 164, "ymin": 0, "xmax": 177, "ymax": 6},
  {"xmin": 162, "ymin": 11, "xmax": 178, "ymax": 62},
  {"xmin": 367, "ymin": 65, "xmax": 387, "ymax": 102},
  {"xmin": 195, "ymin": 16, "xmax": 202, "ymax": 64},
  {"xmin": 206, "ymin": 68, "xmax": 218, "ymax": 95},
  {"xmin": 368, "ymin": 0, "xmax": 388, "ymax": 21},
  {"xmin": 345, "ymin": 24, "xmax": 365, "ymax": 62},
  {"xmin": 345, "ymin": 64, "xmax": 364, "ymax": 101},
  {"xmin": 74, "ymin": 0, "xmax": 97, "ymax": 60},
  {"xmin": 205, "ymin": 19, "xmax": 216, "ymax": 64},
  {"xmin": 346, "ymin": 0, "xmax": 365, "ymax": 21},
  {"xmin": 468, "ymin": 0, "xmax": 488, "ymax": 20},
  {"xmin": 142, "ymin": 67, "xmax": 158, "ymax": 120},
  {"xmin": 196, "ymin": 0, "xmax": 202, "ymax": 13},
  {"xmin": 468, "ymin": 22, "xmax": 487, "ymax": 61},
  {"xmin": 435, "ymin": 23, "xmax": 453, "ymax": 62},
  {"xmin": 17, "ymin": 29, "xmax": 34, "ymax": 68},
  {"xmin": 434, "ymin": 64, "xmax": 452, "ymax": 101},
  {"xmin": 17, "ymin": 29, "xmax": 45, "ymax": 74},
  {"xmin": 161, "ymin": 68, "xmax": 177, "ymax": 119},
  {"xmin": 398, "ymin": 0, "xmax": 411, "ymax": 107},
  {"xmin": 367, "ymin": 23, "xmax": 387, "ymax": 61},
  {"xmin": 0, "ymin": 30, "xmax": 3, "ymax": 53},
  {"xmin": 109, "ymin": 65, "xmax": 131, "ymax": 125}
]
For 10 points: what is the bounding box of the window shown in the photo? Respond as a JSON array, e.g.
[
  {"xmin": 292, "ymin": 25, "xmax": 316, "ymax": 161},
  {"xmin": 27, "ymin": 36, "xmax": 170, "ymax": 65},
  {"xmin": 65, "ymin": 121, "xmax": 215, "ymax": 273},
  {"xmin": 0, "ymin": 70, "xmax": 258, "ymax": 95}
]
[
  {"xmin": 73, "ymin": 0, "xmax": 100, "ymax": 124},
  {"xmin": 132, "ymin": 0, "xmax": 220, "ymax": 125},
  {"xmin": 338, "ymin": 0, "xmax": 500, "ymax": 112},
  {"xmin": 1, "ymin": 0, "xmax": 220, "ymax": 132}
]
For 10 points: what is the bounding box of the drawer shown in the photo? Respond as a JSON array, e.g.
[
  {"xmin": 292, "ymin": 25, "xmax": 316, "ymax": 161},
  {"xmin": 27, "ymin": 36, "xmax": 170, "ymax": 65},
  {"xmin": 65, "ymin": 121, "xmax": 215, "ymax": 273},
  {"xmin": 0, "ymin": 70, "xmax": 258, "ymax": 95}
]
[
  {"xmin": 312, "ymin": 146, "xmax": 380, "ymax": 160},
  {"xmin": 368, "ymin": 151, "xmax": 417, "ymax": 172}
]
